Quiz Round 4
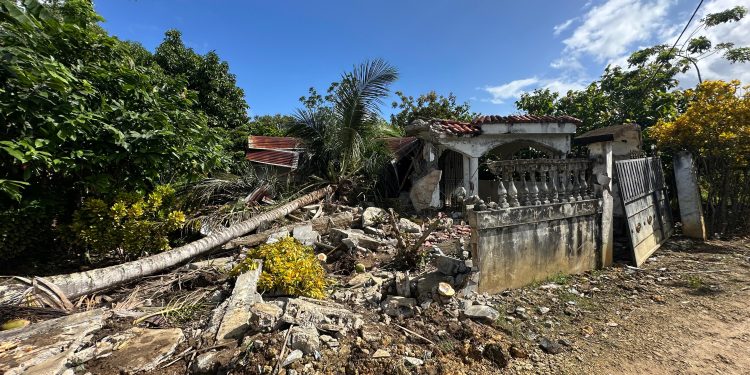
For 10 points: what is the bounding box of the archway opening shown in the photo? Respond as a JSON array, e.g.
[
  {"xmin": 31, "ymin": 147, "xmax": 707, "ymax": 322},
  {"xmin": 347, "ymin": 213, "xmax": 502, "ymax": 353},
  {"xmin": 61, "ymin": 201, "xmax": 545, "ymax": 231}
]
[{"xmin": 478, "ymin": 141, "xmax": 560, "ymax": 203}]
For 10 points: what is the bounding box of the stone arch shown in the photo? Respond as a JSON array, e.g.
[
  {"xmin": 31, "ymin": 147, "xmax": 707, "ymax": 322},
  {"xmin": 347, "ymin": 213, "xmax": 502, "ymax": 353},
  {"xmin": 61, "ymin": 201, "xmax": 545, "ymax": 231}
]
[{"xmin": 484, "ymin": 139, "xmax": 563, "ymax": 160}]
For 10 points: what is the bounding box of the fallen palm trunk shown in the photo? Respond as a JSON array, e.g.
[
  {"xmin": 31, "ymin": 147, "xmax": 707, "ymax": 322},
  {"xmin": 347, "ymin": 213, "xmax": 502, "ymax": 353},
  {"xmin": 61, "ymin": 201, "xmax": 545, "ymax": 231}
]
[
  {"xmin": 0, "ymin": 186, "xmax": 333, "ymax": 305},
  {"xmin": 222, "ymin": 210, "xmax": 356, "ymax": 250}
]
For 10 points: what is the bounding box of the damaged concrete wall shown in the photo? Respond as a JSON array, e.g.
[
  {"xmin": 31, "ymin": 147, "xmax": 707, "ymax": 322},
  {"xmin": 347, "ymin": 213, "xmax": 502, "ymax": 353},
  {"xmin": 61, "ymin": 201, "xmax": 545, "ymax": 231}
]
[{"xmin": 468, "ymin": 199, "xmax": 601, "ymax": 293}]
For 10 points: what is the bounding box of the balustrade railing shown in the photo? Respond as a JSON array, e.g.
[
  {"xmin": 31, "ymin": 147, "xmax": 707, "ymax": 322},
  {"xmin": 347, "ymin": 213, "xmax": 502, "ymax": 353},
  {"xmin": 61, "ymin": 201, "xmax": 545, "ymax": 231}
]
[{"xmin": 486, "ymin": 159, "xmax": 595, "ymax": 209}]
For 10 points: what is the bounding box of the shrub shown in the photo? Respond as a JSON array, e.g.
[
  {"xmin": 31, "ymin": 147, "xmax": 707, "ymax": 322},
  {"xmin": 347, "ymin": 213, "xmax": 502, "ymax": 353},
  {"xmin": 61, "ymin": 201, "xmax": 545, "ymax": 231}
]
[
  {"xmin": 231, "ymin": 237, "xmax": 327, "ymax": 299},
  {"xmin": 69, "ymin": 185, "xmax": 186, "ymax": 258}
]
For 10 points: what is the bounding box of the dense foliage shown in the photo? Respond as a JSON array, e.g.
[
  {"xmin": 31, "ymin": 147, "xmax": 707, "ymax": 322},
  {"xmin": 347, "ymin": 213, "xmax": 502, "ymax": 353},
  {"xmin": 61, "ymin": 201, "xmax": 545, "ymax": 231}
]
[
  {"xmin": 0, "ymin": 0, "xmax": 248, "ymax": 260},
  {"xmin": 288, "ymin": 60, "xmax": 400, "ymax": 199},
  {"xmin": 70, "ymin": 185, "xmax": 186, "ymax": 259},
  {"xmin": 390, "ymin": 91, "xmax": 473, "ymax": 128},
  {"xmin": 231, "ymin": 237, "xmax": 327, "ymax": 299},
  {"xmin": 650, "ymin": 80, "xmax": 750, "ymax": 235}
]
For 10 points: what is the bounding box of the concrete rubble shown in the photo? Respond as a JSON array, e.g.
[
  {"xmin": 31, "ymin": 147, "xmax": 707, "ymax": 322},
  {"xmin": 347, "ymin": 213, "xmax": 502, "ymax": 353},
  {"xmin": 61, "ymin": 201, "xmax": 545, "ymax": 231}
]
[{"xmin": 1, "ymin": 198, "xmax": 705, "ymax": 375}]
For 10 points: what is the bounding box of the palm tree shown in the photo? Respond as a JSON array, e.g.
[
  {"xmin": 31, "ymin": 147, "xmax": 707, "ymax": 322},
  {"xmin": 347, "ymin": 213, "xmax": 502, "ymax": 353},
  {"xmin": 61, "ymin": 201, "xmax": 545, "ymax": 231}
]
[{"xmin": 288, "ymin": 59, "xmax": 399, "ymax": 194}]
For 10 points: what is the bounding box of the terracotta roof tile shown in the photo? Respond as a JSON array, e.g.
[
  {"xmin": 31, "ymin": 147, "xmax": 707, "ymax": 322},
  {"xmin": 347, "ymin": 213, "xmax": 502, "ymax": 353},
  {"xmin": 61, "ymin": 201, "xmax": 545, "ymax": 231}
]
[
  {"xmin": 436, "ymin": 120, "xmax": 482, "ymax": 135},
  {"xmin": 471, "ymin": 115, "xmax": 582, "ymax": 125}
]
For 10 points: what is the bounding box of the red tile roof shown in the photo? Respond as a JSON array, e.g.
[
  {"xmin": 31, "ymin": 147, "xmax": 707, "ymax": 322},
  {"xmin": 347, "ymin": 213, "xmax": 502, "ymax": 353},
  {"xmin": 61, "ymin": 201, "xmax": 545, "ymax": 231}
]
[
  {"xmin": 245, "ymin": 149, "xmax": 299, "ymax": 169},
  {"xmin": 435, "ymin": 120, "xmax": 482, "ymax": 135},
  {"xmin": 247, "ymin": 136, "xmax": 303, "ymax": 150},
  {"xmin": 471, "ymin": 115, "xmax": 582, "ymax": 125},
  {"xmin": 430, "ymin": 115, "xmax": 581, "ymax": 136}
]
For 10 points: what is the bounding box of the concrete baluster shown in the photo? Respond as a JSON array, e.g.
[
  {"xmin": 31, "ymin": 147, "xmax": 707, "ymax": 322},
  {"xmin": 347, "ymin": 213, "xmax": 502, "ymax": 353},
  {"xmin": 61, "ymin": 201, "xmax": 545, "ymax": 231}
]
[
  {"xmin": 507, "ymin": 166, "xmax": 520, "ymax": 207},
  {"xmin": 566, "ymin": 162, "xmax": 576, "ymax": 202},
  {"xmin": 497, "ymin": 169, "xmax": 509, "ymax": 208},
  {"xmin": 539, "ymin": 163, "xmax": 550, "ymax": 205}
]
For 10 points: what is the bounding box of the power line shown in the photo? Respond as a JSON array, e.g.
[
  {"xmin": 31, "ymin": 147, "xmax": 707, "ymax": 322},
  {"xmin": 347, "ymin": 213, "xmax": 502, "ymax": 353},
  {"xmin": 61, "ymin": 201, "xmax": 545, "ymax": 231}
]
[{"xmin": 643, "ymin": 0, "xmax": 704, "ymax": 88}]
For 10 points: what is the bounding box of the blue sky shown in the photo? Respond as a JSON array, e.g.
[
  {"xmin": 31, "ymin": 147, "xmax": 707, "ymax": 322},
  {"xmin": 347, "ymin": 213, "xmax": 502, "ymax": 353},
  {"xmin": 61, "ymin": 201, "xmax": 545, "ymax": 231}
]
[{"xmin": 94, "ymin": 0, "xmax": 750, "ymax": 118}]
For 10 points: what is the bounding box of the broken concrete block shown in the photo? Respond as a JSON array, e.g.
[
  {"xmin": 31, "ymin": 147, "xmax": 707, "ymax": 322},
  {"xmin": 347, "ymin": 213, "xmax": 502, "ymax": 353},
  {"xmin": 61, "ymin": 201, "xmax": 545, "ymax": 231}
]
[
  {"xmin": 292, "ymin": 224, "xmax": 320, "ymax": 247},
  {"xmin": 289, "ymin": 326, "xmax": 320, "ymax": 355},
  {"xmin": 329, "ymin": 228, "xmax": 385, "ymax": 251},
  {"xmin": 410, "ymin": 169, "xmax": 442, "ymax": 211},
  {"xmin": 398, "ymin": 218, "xmax": 421, "ymax": 233},
  {"xmin": 414, "ymin": 271, "xmax": 454, "ymax": 301},
  {"xmin": 0, "ymin": 309, "xmax": 109, "ymax": 375},
  {"xmin": 463, "ymin": 305, "xmax": 500, "ymax": 324},
  {"xmin": 433, "ymin": 255, "xmax": 468, "ymax": 275},
  {"xmin": 90, "ymin": 327, "xmax": 184, "ymax": 373},
  {"xmin": 362, "ymin": 207, "xmax": 387, "ymax": 227},
  {"xmin": 381, "ymin": 295, "xmax": 417, "ymax": 317},
  {"xmin": 282, "ymin": 349, "xmax": 304, "ymax": 367},
  {"xmin": 395, "ymin": 271, "xmax": 412, "ymax": 297},
  {"xmin": 280, "ymin": 297, "xmax": 363, "ymax": 334},
  {"xmin": 216, "ymin": 260, "xmax": 263, "ymax": 341},
  {"xmin": 249, "ymin": 302, "xmax": 284, "ymax": 333}
]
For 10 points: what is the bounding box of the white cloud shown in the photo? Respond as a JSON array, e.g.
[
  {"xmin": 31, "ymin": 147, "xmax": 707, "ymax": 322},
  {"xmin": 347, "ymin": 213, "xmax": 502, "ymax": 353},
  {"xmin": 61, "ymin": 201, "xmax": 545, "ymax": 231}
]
[
  {"xmin": 673, "ymin": 0, "xmax": 750, "ymax": 86},
  {"xmin": 562, "ymin": 0, "xmax": 674, "ymax": 62},
  {"xmin": 484, "ymin": 78, "xmax": 539, "ymax": 104},
  {"xmin": 553, "ymin": 18, "xmax": 575, "ymax": 36},
  {"xmin": 483, "ymin": 77, "xmax": 587, "ymax": 104}
]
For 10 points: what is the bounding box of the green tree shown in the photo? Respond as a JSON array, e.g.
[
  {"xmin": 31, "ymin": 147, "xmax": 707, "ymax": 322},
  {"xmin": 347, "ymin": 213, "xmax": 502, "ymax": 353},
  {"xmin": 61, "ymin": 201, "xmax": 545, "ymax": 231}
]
[
  {"xmin": 287, "ymin": 60, "xmax": 399, "ymax": 198},
  {"xmin": 516, "ymin": 63, "xmax": 680, "ymax": 133},
  {"xmin": 628, "ymin": 6, "xmax": 749, "ymax": 83},
  {"xmin": 390, "ymin": 91, "xmax": 473, "ymax": 127},
  {"xmin": 0, "ymin": 0, "xmax": 225, "ymax": 258},
  {"xmin": 154, "ymin": 30, "xmax": 249, "ymax": 130}
]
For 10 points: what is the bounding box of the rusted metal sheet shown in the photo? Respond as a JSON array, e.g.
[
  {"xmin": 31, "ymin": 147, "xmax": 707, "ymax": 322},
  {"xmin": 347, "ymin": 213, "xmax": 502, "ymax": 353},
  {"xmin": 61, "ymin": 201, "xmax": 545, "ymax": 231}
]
[
  {"xmin": 245, "ymin": 149, "xmax": 299, "ymax": 169},
  {"xmin": 247, "ymin": 136, "xmax": 302, "ymax": 150},
  {"xmin": 614, "ymin": 157, "xmax": 674, "ymax": 266}
]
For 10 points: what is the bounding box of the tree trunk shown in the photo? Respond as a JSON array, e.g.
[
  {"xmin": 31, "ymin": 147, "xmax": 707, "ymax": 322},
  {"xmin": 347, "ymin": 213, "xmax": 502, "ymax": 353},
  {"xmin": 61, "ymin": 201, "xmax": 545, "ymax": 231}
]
[
  {"xmin": 1, "ymin": 186, "xmax": 333, "ymax": 304},
  {"xmin": 222, "ymin": 210, "xmax": 356, "ymax": 249}
]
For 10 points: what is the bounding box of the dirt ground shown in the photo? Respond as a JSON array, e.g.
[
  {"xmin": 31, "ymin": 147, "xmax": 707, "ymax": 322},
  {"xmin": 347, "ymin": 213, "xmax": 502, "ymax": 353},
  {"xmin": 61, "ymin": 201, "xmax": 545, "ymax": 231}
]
[
  {"xmin": 229, "ymin": 235, "xmax": 750, "ymax": 375},
  {"xmin": 514, "ymin": 236, "xmax": 750, "ymax": 375}
]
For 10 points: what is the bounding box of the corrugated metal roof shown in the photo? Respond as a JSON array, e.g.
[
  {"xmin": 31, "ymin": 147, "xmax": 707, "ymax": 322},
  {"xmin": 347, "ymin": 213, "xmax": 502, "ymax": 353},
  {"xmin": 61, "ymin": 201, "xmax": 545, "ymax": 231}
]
[
  {"xmin": 247, "ymin": 136, "xmax": 303, "ymax": 150},
  {"xmin": 382, "ymin": 136, "xmax": 420, "ymax": 158},
  {"xmin": 245, "ymin": 149, "xmax": 299, "ymax": 169}
]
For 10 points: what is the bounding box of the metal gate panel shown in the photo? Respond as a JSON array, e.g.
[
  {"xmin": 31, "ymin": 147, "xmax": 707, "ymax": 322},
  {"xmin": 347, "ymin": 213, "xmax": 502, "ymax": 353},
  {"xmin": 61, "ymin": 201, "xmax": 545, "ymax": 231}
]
[{"xmin": 614, "ymin": 157, "xmax": 674, "ymax": 266}]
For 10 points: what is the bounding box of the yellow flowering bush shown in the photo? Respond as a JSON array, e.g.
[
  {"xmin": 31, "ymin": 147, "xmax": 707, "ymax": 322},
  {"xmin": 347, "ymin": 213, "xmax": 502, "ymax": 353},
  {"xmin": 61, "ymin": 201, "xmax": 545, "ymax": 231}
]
[
  {"xmin": 231, "ymin": 237, "xmax": 328, "ymax": 299},
  {"xmin": 650, "ymin": 80, "xmax": 750, "ymax": 234},
  {"xmin": 650, "ymin": 80, "xmax": 750, "ymax": 166},
  {"xmin": 70, "ymin": 185, "xmax": 186, "ymax": 258}
]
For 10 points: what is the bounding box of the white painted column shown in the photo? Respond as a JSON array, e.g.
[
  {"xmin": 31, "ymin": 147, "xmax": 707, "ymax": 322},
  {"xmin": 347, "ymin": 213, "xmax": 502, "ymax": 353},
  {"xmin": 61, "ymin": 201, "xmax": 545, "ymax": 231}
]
[
  {"xmin": 463, "ymin": 154, "xmax": 471, "ymax": 194},
  {"xmin": 674, "ymin": 151, "xmax": 707, "ymax": 240},
  {"xmin": 469, "ymin": 156, "xmax": 479, "ymax": 197},
  {"xmin": 588, "ymin": 141, "xmax": 614, "ymax": 268}
]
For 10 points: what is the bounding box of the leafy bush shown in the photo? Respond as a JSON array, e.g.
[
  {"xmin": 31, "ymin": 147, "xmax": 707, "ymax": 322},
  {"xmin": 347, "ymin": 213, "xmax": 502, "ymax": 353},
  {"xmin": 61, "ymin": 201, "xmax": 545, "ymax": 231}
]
[
  {"xmin": 231, "ymin": 237, "xmax": 327, "ymax": 299},
  {"xmin": 0, "ymin": 201, "xmax": 57, "ymax": 261},
  {"xmin": 69, "ymin": 185, "xmax": 186, "ymax": 258}
]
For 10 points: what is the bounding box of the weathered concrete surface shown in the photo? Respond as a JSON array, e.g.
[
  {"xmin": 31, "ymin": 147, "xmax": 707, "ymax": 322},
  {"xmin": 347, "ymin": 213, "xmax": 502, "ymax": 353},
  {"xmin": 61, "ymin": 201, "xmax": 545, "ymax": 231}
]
[
  {"xmin": 469, "ymin": 199, "xmax": 601, "ymax": 293},
  {"xmin": 0, "ymin": 309, "xmax": 109, "ymax": 375},
  {"xmin": 410, "ymin": 169, "xmax": 442, "ymax": 211},
  {"xmin": 216, "ymin": 260, "xmax": 263, "ymax": 341},
  {"xmin": 87, "ymin": 327, "xmax": 184, "ymax": 373},
  {"xmin": 674, "ymin": 151, "xmax": 707, "ymax": 240},
  {"xmin": 588, "ymin": 141, "xmax": 614, "ymax": 267}
]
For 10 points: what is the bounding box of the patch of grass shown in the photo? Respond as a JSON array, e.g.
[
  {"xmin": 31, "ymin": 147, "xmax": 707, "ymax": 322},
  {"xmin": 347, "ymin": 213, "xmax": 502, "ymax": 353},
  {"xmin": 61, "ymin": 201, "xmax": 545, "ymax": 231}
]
[
  {"xmin": 686, "ymin": 275, "xmax": 703, "ymax": 289},
  {"xmin": 548, "ymin": 272, "xmax": 570, "ymax": 285},
  {"xmin": 438, "ymin": 339, "xmax": 455, "ymax": 352}
]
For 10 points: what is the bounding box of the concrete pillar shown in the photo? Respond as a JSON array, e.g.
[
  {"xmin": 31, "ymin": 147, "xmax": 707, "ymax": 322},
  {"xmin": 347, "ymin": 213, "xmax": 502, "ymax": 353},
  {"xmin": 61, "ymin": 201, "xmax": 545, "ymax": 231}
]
[
  {"xmin": 674, "ymin": 151, "xmax": 707, "ymax": 240},
  {"xmin": 462, "ymin": 154, "xmax": 471, "ymax": 195},
  {"xmin": 469, "ymin": 157, "xmax": 479, "ymax": 197},
  {"xmin": 587, "ymin": 141, "xmax": 614, "ymax": 268}
]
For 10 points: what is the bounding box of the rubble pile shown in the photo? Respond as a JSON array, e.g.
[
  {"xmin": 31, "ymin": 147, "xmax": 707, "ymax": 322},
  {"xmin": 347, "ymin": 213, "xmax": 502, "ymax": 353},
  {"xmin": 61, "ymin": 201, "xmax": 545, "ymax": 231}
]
[{"xmin": 2, "ymin": 200, "xmax": 746, "ymax": 375}]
